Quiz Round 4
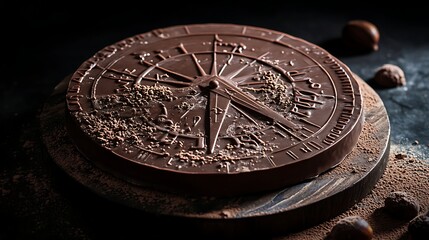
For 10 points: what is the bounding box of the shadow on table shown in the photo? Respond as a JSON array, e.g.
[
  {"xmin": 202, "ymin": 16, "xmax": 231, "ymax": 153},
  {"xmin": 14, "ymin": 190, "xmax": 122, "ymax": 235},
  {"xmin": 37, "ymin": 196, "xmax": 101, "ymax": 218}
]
[{"xmin": 319, "ymin": 38, "xmax": 376, "ymax": 58}]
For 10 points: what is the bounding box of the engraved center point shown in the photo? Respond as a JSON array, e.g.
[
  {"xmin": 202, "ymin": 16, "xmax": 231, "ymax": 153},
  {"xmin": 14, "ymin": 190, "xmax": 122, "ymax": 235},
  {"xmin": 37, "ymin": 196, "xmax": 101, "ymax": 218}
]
[{"xmin": 209, "ymin": 79, "xmax": 220, "ymax": 89}]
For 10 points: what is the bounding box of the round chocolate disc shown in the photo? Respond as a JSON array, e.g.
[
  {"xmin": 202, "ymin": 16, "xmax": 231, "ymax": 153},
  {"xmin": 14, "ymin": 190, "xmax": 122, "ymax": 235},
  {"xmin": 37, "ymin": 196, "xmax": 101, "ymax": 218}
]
[{"xmin": 65, "ymin": 24, "xmax": 363, "ymax": 196}]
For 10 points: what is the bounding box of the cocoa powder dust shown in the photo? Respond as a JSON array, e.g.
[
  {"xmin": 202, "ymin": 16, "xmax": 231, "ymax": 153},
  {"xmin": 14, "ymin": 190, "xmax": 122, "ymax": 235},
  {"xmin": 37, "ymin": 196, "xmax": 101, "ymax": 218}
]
[
  {"xmin": 33, "ymin": 76, "xmax": 429, "ymax": 239},
  {"xmin": 277, "ymin": 149, "xmax": 429, "ymax": 240},
  {"xmin": 276, "ymin": 80, "xmax": 429, "ymax": 239}
]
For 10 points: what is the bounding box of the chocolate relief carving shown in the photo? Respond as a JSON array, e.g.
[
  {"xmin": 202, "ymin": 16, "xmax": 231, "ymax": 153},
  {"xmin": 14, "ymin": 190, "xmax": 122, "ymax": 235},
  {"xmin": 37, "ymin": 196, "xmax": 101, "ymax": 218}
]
[{"xmin": 66, "ymin": 24, "xmax": 362, "ymax": 177}]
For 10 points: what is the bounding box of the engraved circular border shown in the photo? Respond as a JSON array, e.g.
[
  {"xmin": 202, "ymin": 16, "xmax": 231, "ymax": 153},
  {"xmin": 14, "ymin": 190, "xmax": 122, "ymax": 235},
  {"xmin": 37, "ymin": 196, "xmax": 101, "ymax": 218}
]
[
  {"xmin": 41, "ymin": 74, "xmax": 389, "ymax": 237},
  {"xmin": 65, "ymin": 24, "xmax": 363, "ymax": 177}
]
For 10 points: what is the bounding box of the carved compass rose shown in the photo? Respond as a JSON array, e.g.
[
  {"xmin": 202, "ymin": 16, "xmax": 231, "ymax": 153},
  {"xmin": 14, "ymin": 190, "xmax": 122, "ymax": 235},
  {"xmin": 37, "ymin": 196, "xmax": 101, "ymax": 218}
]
[{"xmin": 66, "ymin": 24, "xmax": 363, "ymax": 196}]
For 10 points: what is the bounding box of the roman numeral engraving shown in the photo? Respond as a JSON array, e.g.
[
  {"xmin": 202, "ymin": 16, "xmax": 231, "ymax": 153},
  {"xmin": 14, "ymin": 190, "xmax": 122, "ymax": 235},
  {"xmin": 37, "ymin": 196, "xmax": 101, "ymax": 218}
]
[
  {"xmin": 155, "ymin": 43, "xmax": 187, "ymax": 60},
  {"xmin": 291, "ymin": 105, "xmax": 310, "ymax": 117},
  {"xmin": 276, "ymin": 123, "xmax": 303, "ymax": 141},
  {"xmin": 136, "ymin": 151, "xmax": 150, "ymax": 161},
  {"xmin": 67, "ymin": 84, "xmax": 81, "ymax": 93},
  {"xmin": 267, "ymin": 156, "xmax": 276, "ymax": 167},
  {"xmin": 286, "ymin": 150, "xmax": 299, "ymax": 160},
  {"xmin": 67, "ymin": 94, "xmax": 83, "ymax": 111},
  {"xmin": 300, "ymin": 143, "xmax": 311, "ymax": 153},
  {"xmin": 308, "ymin": 141, "xmax": 322, "ymax": 150},
  {"xmin": 191, "ymin": 137, "xmax": 206, "ymax": 150},
  {"xmin": 71, "ymin": 68, "xmax": 87, "ymax": 83},
  {"xmin": 295, "ymin": 94, "xmax": 321, "ymax": 109},
  {"xmin": 300, "ymin": 141, "xmax": 323, "ymax": 153}
]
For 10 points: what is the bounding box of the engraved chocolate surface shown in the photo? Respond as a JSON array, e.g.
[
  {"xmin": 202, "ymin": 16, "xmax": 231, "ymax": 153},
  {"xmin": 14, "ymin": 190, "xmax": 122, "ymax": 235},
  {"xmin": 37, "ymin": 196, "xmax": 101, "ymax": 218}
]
[{"xmin": 65, "ymin": 24, "xmax": 363, "ymax": 196}]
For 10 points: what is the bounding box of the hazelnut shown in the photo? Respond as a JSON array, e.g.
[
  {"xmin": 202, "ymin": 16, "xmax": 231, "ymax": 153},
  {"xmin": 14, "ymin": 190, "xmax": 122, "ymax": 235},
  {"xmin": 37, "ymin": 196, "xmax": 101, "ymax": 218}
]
[
  {"xmin": 408, "ymin": 211, "xmax": 429, "ymax": 240},
  {"xmin": 342, "ymin": 20, "xmax": 380, "ymax": 52},
  {"xmin": 384, "ymin": 191, "xmax": 420, "ymax": 220},
  {"xmin": 325, "ymin": 215, "xmax": 373, "ymax": 240},
  {"xmin": 374, "ymin": 64, "xmax": 406, "ymax": 88}
]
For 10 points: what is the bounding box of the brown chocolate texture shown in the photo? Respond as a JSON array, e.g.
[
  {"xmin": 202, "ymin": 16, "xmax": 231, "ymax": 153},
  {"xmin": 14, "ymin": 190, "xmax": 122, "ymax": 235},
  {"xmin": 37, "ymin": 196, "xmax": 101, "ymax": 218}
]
[{"xmin": 65, "ymin": 24, "xmax": 363, "ymax": 196}]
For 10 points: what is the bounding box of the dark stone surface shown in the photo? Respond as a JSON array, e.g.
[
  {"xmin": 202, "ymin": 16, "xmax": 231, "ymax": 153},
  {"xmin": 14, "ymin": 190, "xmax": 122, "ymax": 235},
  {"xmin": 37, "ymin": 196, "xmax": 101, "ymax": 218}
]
[{"xmin": 1, "ymin": 2, "xmax": 428, "ymax": 239}]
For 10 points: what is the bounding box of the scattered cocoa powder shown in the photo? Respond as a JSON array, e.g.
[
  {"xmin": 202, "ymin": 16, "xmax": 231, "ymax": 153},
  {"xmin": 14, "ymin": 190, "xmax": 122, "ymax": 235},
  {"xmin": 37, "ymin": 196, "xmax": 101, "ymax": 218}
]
[
  {"xmin": 276, "ymin": 150, "xmax": 429, "ymax": 240},
  {"xmin": 34, "ymin": 75, "xmax": 429, "ymax": 239}
]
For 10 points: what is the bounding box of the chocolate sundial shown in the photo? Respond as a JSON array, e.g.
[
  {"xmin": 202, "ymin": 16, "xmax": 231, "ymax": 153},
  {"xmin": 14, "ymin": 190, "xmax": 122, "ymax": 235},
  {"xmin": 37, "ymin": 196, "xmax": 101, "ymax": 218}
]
[
  {"xmin": 42, "ymin": 23, "xmax": 390, "ymax": 236},
  {"xmin": 65, "ymin": 24, "xmax": 363, "ymax": 196}
]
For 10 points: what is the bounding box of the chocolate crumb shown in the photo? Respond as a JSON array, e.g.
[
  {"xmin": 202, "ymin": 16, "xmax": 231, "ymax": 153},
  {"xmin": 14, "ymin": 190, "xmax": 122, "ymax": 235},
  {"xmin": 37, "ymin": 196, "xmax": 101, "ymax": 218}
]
[
  {"xmin": 374, "ymin": 64, "xmax": 406, "ymax": 88},
  {"xmin": 395, "ymin": 153, "xmax": 407, "ymax": 159},
  {"xmin": 244, "ymin": 70, "xmax": 293, "ymax": 111},
  {"xmin": 384, "ymin": 191, "xmax": 420, "ymax": 220}
]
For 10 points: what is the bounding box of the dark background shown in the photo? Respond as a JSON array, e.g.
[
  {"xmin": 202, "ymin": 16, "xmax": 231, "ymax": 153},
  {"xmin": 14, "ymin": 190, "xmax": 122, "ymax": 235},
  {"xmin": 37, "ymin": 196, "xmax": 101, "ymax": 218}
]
[{"xmin": 1, "ymin": 1, "xmax": 428, "ymax": 239}]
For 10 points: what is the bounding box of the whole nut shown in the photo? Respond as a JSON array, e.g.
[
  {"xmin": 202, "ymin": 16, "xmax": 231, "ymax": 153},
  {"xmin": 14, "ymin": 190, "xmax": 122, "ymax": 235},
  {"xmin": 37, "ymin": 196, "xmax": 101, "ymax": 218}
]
[
  {"xmin": 325, "ymin": 215, "xmax": 373, "ymax": 240},
  {"xmin": 408, "ymin": 212, "xmax": 429, "ymax": 240},
  {"xmin": 374, "ymin": 64, "xmax": 406, "ymax": 88},
  {"xmin": 384, "ymin": 191, "xmax": 420, "ymax": 220},
  {"xmin": 342, "ymin": 20, "xmax": 380, "ymax": 52}
]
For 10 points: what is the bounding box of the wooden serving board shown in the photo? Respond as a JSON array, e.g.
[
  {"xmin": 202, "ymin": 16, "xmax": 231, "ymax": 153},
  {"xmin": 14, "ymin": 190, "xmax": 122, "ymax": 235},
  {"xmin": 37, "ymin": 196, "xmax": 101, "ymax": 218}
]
[{"xmin": 40, "ymin": 75, "xmax": 390, "ymax": 238}]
